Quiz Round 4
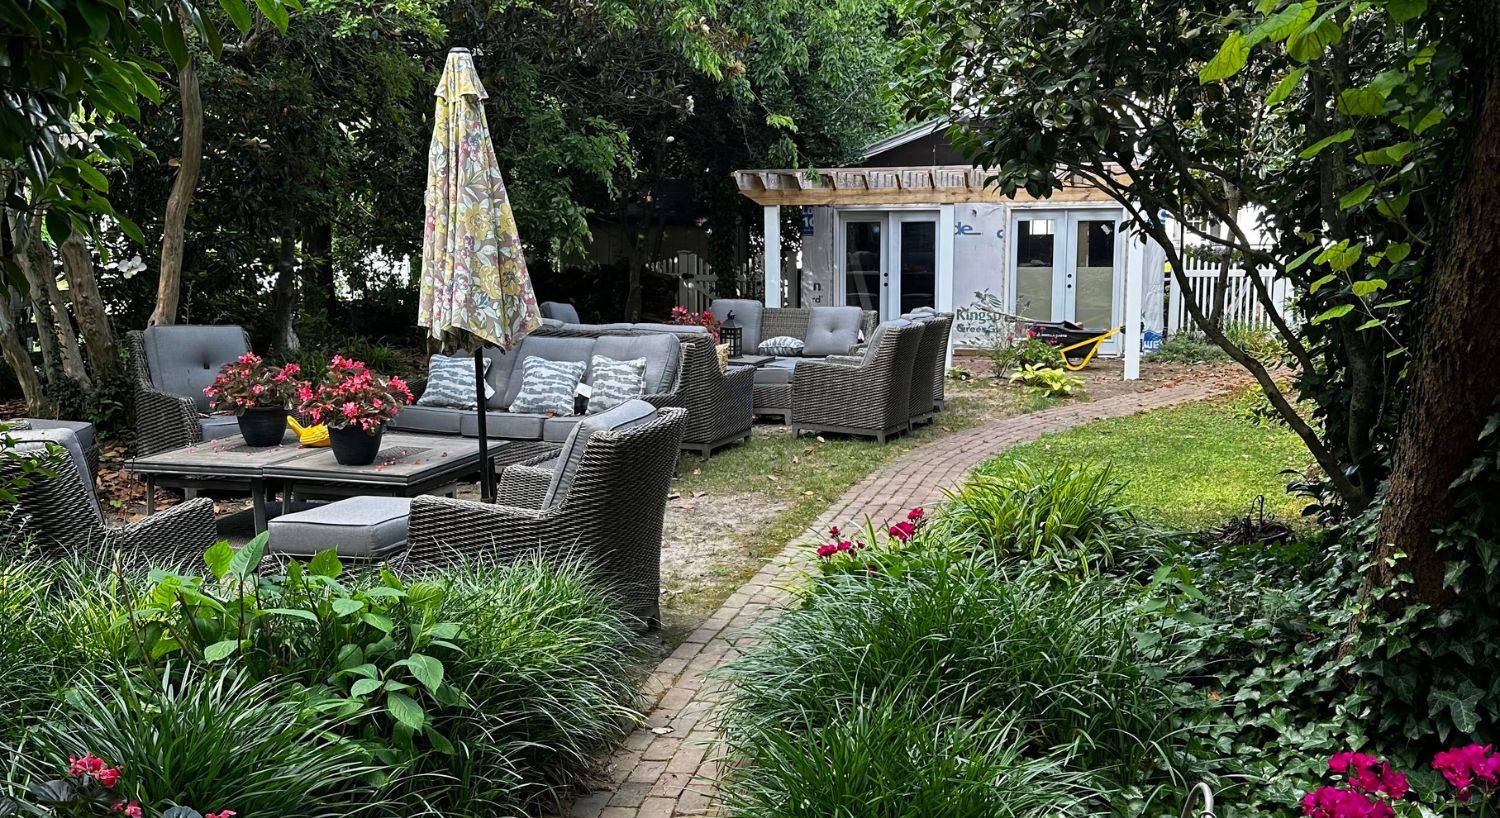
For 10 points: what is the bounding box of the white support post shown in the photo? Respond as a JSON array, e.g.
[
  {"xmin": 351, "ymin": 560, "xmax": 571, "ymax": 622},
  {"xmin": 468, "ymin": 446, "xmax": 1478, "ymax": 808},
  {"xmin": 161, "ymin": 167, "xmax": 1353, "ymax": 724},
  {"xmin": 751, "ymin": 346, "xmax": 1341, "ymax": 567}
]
[
  {"xmin": 937, "ymin": 205, "xmax": 956, "ymax": 369},
  {"xmin": 1123, "ymin": 236, "xmax": 1144, "ymax": 381},
  {"xmin": 763, "ymin": 205, "xmax": 782, "ymax": 307}
]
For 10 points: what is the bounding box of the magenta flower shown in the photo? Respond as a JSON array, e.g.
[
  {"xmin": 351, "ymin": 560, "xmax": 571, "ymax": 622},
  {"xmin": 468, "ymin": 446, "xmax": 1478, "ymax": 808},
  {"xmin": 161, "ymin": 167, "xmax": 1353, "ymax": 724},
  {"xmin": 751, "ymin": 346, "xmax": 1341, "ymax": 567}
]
[
  {"xmin": 888, "ymin": 521, "xmax": 915, "ymax": 541},
  {"xmin": 1300, "ymin": 785, "xmax": 1393, "ymax": 818},
  {"xmin": 1433, "ymin": 744, "xmax": 1500, "ymax": 801}
]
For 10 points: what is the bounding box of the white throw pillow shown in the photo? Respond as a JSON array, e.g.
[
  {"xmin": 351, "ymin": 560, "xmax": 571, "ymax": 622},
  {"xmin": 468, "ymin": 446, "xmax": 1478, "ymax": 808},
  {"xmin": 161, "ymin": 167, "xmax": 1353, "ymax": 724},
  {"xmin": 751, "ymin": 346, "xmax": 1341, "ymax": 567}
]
[
  {"xmin": 416, "ymin": 353, "xmax": 492, "ymax": 409},
  {"xmin": 758, "ymin": 336, "xmax": 805, "ymax": 357},
  {"xmin": 587, "ymin": 356, "xmax": 648, "ymax": 415},
  {"xmin": 508, "ymin": 356, "xmax": 586, "ymax": 416}
]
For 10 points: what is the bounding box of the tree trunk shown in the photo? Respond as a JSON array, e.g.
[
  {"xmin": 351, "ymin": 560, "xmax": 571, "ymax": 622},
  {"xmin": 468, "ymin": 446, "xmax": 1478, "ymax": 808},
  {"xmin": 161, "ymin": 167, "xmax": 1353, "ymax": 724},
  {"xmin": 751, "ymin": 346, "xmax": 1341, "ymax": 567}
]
[
  {"xmin": 1375, "ymin": 0, "xmax": 1500, "ymax": 605},
  {"xmin": 149, "ymin": 47, "xmax": 203, "ymax": 328},
  {"xmin": 58, "ymin": 233, "xmax": 121, "ymax": 380},
  {"xmin": 271, "ymin": 229, "xmax": 300, "ymax": 355},
  {"xmin": 0, "ymin": 288, "xmax": 46, "ymax": 414},
  {"xmin": 14, "ymin": 212, "xmax": 89, "ymax": 388},
  {"xmin": 302, "ymin": 221, "xmax": 334, "ymax": 321}
]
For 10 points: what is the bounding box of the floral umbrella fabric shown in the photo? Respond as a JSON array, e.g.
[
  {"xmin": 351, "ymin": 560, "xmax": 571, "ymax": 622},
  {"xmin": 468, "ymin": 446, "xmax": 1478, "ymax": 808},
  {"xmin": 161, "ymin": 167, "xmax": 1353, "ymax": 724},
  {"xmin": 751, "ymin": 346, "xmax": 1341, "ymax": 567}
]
[{"xmin": 418, "ymin": 48, "xmax": 540, "ymax": 351}]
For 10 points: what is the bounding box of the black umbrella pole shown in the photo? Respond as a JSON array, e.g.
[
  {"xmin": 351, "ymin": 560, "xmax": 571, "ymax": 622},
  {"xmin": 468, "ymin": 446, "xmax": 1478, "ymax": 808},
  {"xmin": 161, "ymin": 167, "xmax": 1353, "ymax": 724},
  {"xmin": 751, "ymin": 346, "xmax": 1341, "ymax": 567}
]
[{"xmin": 474, "ymin": 347, "xmax": 494, "ymax": 502}]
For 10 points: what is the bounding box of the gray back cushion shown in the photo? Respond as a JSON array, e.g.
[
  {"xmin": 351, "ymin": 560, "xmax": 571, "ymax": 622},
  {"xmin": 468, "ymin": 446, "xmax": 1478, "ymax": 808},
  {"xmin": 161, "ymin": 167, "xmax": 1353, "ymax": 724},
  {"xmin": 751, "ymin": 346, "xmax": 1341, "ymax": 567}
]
[
  {"xmin": 499, "ymin": 336, "xmax": 596, "ymax": 409},
  {"xmin": 630, "ymin": 323, "xmax": 710, "ymax": 337},
  {"xmin": 861, "ymin": 319, "xmax": 916, "ymax": 366},
  {"xmin": 591, "ymin": 333, "xmax": 681, "ymax": 394},
  {"xmin": 540, "ymin": 301, "xmax": 581, "ymax": 323},
  {"xmin": 477, "ymin": 345, "xmax": 521, "ymax": 410},
  {"xmin": 803, "ymin": 307, "xmax": 865, "ymax": 356},
  {"xmin": 143, "ymin": 325, "xmax": 250, "ymax": 412},
  {"xmin": 710, "ymin": 299, "xmax": 764, "ymax": 350},
  {"xmin": 542, "ymin": 399, "xmax": 656, "ymax": 508},
  {"xmin": 13, "ymin": 428, "xmax": 99, "ymax": 520}
]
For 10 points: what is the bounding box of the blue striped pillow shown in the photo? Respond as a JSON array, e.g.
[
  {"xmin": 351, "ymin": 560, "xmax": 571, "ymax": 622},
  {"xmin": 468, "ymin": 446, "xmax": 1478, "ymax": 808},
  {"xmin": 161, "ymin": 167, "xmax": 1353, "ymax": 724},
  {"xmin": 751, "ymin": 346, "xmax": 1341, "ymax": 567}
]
[
  {"xmin": 416, "ymin": 354, "xmax": 492, "ymax": 409},
  {"xmin": 508, "ymin": 356, "xmax": 586, "ymax": 416}
]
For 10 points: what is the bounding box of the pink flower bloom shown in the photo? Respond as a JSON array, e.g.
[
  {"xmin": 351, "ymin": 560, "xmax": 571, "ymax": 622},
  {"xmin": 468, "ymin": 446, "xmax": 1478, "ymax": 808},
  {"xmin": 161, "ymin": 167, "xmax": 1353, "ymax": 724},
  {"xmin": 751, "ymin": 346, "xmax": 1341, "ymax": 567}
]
[
  {"xmin": 1433, "ymin": 744, "xmax": 1500, "ymax": 800},
  {"xmin": 282, "ymin": 363, "xmax": 300, "ymax": 375},
  {"xmin": 69, "ymin": 754, "xmax": 105, "ymax": 777},
  {"xmin": 113, "ymin": 802, "xmax": 142, "ymax": 818},
  {"xmin": 95, "ymin": 766, "xmax": 121, "ymax": 788},
  {"xmin": 888, "ymin": 521, "xmax": 915, "ymax": 541},
  {"xmin": 206, "ymin": 811, "xmax": 237, "ymax": 818},
  {"xmin": 341, "ymin": 401, "xmax": 360, "ymax": 419},
  {"xmin": 816, "ymin": 544, "xmax": 837, "ymax": 559},
  {"xmin": 1300, "ymin": 786, "xmax": 1392, "ymax": 818},
  {"xmin": 906, "ymin": 507, "xmax": 925, "ymax": 521},
  {"xmin": 828, "ymin": 526, "xmax": 841, "ymax": 538}
]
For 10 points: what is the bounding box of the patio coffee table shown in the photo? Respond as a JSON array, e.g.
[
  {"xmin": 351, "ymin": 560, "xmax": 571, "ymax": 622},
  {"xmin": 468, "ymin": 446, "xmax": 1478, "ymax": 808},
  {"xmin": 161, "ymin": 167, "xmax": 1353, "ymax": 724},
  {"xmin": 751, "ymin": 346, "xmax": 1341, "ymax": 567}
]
[{"xmin": 129, "ymin": 432, "xmax": 507, "ymax": 533}]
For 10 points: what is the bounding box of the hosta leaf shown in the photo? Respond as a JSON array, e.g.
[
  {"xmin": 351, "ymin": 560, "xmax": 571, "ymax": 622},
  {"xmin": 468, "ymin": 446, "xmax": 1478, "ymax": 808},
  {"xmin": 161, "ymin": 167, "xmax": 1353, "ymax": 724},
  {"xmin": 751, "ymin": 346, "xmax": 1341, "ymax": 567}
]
[{"xmin": 1199, "ymin": 31, "xmax": 1249, "ymax": 83}]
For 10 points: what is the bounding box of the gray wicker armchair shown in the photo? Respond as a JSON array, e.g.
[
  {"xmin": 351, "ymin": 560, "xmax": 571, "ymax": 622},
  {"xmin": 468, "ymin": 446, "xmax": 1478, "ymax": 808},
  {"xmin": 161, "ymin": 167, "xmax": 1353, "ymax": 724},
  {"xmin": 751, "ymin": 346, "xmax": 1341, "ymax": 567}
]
[
  {"xmin": 790, "ymin": 320, "xmax": 923, "ymax": 443},
  {"xmin": 403, "ymin": 403, "xmax": 687, "ymax": 626},
  {"xmin": 127, "ymin": 326, "xmax": 252, "ymax": 455},
  {"xmin": 907, "ymin": 314, "xmax": 953, "ymax": 426},
  {"xmin": 2, "ymin": 428, "xmax": 217, "ymax": 568}
]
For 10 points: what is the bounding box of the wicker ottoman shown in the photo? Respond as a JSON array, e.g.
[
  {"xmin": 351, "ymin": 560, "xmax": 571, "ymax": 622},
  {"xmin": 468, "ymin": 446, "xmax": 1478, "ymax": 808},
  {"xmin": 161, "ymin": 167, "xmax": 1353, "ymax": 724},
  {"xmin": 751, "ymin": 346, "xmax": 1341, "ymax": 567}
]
[{"xmin": 268, "ymin": 496, "xmax": 411, "ymax": 560}]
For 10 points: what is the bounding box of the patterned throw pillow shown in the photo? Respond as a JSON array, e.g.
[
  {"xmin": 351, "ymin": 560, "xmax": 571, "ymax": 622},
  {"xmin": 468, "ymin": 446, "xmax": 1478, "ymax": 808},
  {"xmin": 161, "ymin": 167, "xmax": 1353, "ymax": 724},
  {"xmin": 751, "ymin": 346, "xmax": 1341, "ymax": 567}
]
[
  {"xmin": 416, "ymin": 353, "xmax": 492, "ymax": 409},
  {"xmin": 587, "ymin": 356, "xmax": 647, "ymax": 415},
  {"xmin": 508, "ymin": 356, "xmax": 586, "ymax": 416},
  {"xmin": 758, "ymin": 336, "xmax": 805, "ymax": 357}
]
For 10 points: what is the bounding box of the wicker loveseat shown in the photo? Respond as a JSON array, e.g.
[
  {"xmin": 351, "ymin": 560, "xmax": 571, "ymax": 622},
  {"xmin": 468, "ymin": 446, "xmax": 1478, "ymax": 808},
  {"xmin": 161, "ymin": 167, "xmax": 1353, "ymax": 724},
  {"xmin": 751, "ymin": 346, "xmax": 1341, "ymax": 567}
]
[
  {"xmin": 127, "ymin": 325, "xmax": 253, "ymax": 455},
  {"xmin": 534, "ymin": 322, "xmax": 753, "ymax": 457},
  {"xmin": 3, "ymin": 427, "xmax": 217, "ymax": 566},
  {"xmin": 790, "ymin": 319, "xmax": 924, "ymax": 443},
  {"xmin": 404, "ymin": 401, "xmax": 686, "ymax": 626}
]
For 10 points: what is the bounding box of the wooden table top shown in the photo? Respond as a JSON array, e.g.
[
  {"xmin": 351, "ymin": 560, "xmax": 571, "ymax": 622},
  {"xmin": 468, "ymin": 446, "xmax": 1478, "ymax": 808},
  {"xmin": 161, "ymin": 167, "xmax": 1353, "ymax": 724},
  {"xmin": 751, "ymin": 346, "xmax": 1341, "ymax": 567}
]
[{"xmin": 129, "ymin": 432, "xmax": 502, "ymax": 487}]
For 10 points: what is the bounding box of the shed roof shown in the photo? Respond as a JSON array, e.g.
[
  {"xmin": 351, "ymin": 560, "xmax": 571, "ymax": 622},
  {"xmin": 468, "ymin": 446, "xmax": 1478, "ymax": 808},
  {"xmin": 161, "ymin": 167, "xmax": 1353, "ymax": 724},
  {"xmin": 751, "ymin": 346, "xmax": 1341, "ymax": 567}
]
[{"xmin": 730, "ymin": 165, "xmax": 1114, "ymax": 207}]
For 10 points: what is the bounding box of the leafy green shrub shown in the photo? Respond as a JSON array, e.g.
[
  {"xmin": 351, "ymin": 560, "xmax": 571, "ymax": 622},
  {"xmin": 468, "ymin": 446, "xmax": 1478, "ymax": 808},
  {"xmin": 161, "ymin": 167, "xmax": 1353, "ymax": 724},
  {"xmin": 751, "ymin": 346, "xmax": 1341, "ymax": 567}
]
[
  {"xmin": 1008, "ymin": 363, "xmax": 1083, "ymax": 397},
  {"xmin": 929, "ymin": 461, "xmax": 1145, "ymax": 577},
  {"xmin": 1149, "ymin": 331, "xmax": 1227, "ymax": 363},
  {"xmin": 719, "ymin": 548, "xmax": 1186, "ymax": 815},
  {"xmin": 1224, "ymin": 321, "xmax": 1286, "ymax": 364},
  {"xmin": 18, "ymin": 665, "xmax": 377, "ymax": 818},
  {"xmin": 986, "ymin": 333, "xmax": 1058, "ymax": 374}
]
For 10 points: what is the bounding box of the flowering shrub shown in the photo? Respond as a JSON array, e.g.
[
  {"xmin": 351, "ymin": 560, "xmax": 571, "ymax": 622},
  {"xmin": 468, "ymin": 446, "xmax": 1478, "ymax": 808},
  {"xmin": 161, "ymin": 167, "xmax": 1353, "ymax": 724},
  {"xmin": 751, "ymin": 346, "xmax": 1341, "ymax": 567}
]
[
  {"xmin": 1299, "ymin": 746, "xmax": 1499, "ymax": 818},
  {"xmin": 0, "ymin": 752, "xmax": 232, "ymax": 818},
  {"xmin": 670, "ymin": 306, "xmax": 720, "ymax": 342},
  {"xmin": 203, "ymin": 354, "xmax": 300, "ymax": 414},
  {"xmin": 296, "ymin": 355, "xmax": 412, "ymax": 432},
  {"xmin": 813, "ymin": 508, "xmax": 927, "ymax": 576}
]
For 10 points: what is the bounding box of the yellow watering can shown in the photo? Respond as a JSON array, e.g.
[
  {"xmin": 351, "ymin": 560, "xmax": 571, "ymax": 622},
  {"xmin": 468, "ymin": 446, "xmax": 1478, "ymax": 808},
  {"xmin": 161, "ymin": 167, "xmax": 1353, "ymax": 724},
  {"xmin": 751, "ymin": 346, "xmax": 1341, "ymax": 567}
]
[{"xmin": 287, "ymin": 416, "xmax": 331, "ymax": 447}]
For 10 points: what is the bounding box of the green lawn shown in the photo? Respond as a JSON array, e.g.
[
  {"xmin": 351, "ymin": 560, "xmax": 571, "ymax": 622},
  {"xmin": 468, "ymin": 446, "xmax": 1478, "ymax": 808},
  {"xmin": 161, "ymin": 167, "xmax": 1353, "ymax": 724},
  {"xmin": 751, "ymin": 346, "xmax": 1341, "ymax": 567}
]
[{"xmin": 977, "ymin": 394, "xmax": 1310, "ymax": 529}]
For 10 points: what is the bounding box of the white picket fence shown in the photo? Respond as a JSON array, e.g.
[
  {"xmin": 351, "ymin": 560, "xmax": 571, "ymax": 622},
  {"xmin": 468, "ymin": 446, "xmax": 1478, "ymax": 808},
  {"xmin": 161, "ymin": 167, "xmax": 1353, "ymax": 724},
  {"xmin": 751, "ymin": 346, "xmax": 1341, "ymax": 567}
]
[
  {"xmin": 652, "ymin": 251, "xmax": 760, "ymax": 313},
  {"xmin": 1166, "ymin": 258, "xmax": 1294, "ymax": 335}
]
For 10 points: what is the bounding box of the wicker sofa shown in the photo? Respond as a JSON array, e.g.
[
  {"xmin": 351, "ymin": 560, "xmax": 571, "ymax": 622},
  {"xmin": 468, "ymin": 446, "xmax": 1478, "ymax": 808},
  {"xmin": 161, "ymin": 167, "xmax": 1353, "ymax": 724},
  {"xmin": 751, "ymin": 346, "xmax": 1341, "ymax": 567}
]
[
  {"xmin": 392, "ymin": 330, "xmax": 687, "ymax": 449},
  {"xmin": 127, "ymin": 325, "xmax": 253, "ymax": 455},
  {"xmin": 3, "ymin": 426, "xmax": 217, "ymax": 566},
  {"xmin": 534, "ymin": 322, "xmax": 754, "ymax": 457},
  {"xmin": 404, "ymin": 401, "xmax": 686, "ymax": 626},
  {"xmin": 790, "ymin": 319, "xmax": 924, "ymax": 443}
]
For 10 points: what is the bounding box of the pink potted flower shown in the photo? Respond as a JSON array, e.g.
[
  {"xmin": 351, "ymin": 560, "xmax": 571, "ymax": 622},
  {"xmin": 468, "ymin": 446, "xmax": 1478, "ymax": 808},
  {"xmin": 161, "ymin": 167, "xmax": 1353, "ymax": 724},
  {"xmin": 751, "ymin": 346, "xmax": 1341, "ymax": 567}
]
[
  {"xmin": 203, "ymin": 354, "xmax": 302, "ymax": 447},
  {"xmin": 296, "ymin": 356, "xmax": 413, "ymax": 466}
]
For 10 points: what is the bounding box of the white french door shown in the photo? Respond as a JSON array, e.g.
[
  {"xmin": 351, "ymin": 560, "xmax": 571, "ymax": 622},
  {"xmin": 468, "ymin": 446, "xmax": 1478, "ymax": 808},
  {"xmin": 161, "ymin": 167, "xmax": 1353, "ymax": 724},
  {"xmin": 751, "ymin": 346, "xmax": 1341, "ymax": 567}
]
[
  {"xmin": 1009, "ymin": 209, "xmax": 1124, "ymax": 353},
  {"xmin": 836, "ymin": 210, "xmax": 940, "ymax": 321}
]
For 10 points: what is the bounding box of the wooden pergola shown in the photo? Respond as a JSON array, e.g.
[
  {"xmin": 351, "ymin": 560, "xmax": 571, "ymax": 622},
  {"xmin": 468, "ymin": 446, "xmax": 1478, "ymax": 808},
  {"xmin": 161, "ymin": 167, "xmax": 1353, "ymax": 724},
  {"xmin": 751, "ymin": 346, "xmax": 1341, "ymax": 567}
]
[{"xmin": 730, "ymin": 165, "xmax": 1115, "ymax": 207}]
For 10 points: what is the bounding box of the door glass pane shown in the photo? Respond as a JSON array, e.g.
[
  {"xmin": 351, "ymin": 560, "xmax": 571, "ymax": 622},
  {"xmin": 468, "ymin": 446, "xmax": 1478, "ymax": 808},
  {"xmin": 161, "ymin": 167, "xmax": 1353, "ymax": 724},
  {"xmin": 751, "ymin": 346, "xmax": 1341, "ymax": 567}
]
[
  {"xmin": 1014, "ymin": 219, "xmax": 1055, "ymax": 320},
  {"xmin": 1074, "ymin": 219, "xmax": 1116, "ymax": 329},
  {"xmin": 898, "ymin": 220, "xmax": 937, "ymax": 314},
  {"xmin": 844, "ymin": 221, "xmax": 881, "ymax": 311}
]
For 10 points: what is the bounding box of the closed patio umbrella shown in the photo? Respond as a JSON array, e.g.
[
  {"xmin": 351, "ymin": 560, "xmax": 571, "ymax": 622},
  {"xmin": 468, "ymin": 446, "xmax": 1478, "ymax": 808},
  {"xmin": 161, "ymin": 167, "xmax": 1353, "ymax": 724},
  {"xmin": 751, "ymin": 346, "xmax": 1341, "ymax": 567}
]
[{"xmin": 418, "ymin": 47, "xmax": 541, "ymax": 501}]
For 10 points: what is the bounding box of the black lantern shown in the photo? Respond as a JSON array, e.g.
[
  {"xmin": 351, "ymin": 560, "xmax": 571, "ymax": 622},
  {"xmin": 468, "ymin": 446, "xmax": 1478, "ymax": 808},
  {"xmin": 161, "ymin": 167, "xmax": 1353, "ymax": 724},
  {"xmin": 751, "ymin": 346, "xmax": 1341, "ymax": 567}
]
[{"xmin": 721, "ymin": 310, "xmax": 743, "ymax": 357}]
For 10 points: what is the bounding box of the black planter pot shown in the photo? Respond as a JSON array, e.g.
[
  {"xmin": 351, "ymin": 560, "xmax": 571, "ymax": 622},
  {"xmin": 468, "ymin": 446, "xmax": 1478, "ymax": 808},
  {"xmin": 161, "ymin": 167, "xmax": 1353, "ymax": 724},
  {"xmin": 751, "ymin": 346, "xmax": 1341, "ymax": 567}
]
[
  {"xmin": 238, "ymin": 407, "xmax": 288, "ymax": 447},
  {"xmin": 329, "ymin": 424, "xmax": 385, "ymax": 466}
]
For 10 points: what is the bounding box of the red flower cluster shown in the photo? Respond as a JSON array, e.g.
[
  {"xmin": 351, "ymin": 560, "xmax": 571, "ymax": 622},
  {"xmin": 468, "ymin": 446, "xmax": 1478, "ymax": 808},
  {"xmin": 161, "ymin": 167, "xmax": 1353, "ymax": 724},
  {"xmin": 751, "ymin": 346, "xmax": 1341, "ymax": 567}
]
[
  {"xmin": 206, "ymin": 811, "xmax": 238, "ymax": 818},
  {"xmin": 204, "ymin": 353, "xmax": 301, "ymax": 413},
  {"xmin": 887, "ymin": 507, "xmax": 926, "ymax": 542},
  {"xmin": 670, "ymin": 306, "xmax": 721, "ymax": 342},
  {"xmin": 1433, "ymin": 744, "xmax": 1500, "ymax": 801},
  {"xmin": 111, "ymin": 801, "xmax": 142, "ymax": 817},
  {"xmin": 68, "ymin": 754, "xmax": 122, "ymax": 788},
  {"xmin": 296, "ymin": 355, "xmax": 412, "ymax": 432},
  {"xmin": 816, "ymin": 525, "xmax": 863, "ymax": 559},
  {"xmin": 1301, "ymin": 752, "xmax": 1407, "ymax": 818}
]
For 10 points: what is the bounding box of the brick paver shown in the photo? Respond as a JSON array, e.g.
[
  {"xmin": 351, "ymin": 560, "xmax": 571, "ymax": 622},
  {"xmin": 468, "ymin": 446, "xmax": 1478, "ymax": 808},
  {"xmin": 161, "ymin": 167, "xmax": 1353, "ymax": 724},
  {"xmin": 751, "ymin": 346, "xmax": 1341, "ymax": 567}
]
[{"xmin": 566, "ymin": 378, "xmax": 1231, "ymax": 817}]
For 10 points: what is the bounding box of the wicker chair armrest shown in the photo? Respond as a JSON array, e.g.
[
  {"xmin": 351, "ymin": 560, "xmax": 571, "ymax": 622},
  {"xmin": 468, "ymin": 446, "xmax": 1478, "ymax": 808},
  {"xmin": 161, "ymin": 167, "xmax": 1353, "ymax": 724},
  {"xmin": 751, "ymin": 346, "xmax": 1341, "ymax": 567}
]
[
  {"xmin": 110, "ymin": 497, "xmax": 218, "ymax": 569},
  {"xmin": 823, "ymin": 354, "xmax": 864, "ymax": 367},
  {"xmin": 496, "ymin": 463, "xmax": 554, "ymax": 508},
  {"xmin": 405, "ymin": 494, "xmax": 552, "ymax": 563},
  {"xmin": 134, "ymin": 386, "xmax": 205, "ymax": 455},
  {"xmin": 724, "ymin": 364, "xmax": 755, "ymax": 393}
]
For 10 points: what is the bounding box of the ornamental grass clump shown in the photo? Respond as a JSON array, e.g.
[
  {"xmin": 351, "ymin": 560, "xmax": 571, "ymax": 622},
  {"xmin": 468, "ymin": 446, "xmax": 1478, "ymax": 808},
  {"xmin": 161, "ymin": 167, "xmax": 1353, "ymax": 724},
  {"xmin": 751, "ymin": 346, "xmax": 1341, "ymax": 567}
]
[{"xmin": 718, "ymin": 546, "xmax": 1185, "ymax": 816}]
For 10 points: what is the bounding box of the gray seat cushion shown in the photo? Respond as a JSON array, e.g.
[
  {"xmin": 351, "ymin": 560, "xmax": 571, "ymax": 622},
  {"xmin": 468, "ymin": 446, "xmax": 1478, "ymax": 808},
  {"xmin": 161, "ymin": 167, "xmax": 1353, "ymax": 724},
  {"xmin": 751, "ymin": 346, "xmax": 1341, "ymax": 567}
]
[
  {"xmin": 21, "ymin": 419, "xmax": 95, "ymax": 455},
  {"xmin": 460, "ymin": 411, "xmax": 546, "ymax": 440},
  {"xmin": 499, "ymin": 336, "xmax": 597, "ymax": 408},
  {"xmin": 199, "ymin": 414, "xmax": 243, "ymax": 442},
  {"xmin": 861, "ymin": 319, "xmax": 916, "ymax": 365},
  {"xmin": 629, "ymin": 322, "xmax": 710, "ymax": 336},
  {"xmin": 753, "ymin": 357, "xmax": 800, "ymax": 385},
  {"xmin": 13, "ymin": 428, "xmax": 100, "ymax": 519},
  {"xmin": 710, "ymin": 299, "xmax": 764, "ymax": 350},
  {"xmin": 591, "ymin": 334, "xmax": 680, "ymax": 395},
  {"xmin": 542, "ymin": 399, "xmax": 656, "ymax": 508},
  {"xmin": 803, "ymin": 307, "xmax": 864, "ymax": 357},
  {"xmin": 143, "ymin": 325, "xmax": 250, "ymax": 412},
  {"xmin": 389, "ymin": 405, "xmax": 466, "ymax": 435},
  {"xmin": 268, "ymin": 496, "xmax": 411, "ymax": 559},
  {"xmin": 540, "ymin": 301, "xmax": 581, "ymax": 323},
  {"xmin": 543, "ymin": 416, "xmax": 581, "ymax": 443}
]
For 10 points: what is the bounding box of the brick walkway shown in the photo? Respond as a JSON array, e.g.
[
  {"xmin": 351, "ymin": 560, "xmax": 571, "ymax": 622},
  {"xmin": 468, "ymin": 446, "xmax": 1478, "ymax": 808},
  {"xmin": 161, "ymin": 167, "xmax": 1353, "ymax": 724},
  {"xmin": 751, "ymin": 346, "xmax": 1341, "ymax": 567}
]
[{"xmin": 566, "ymin": 378, "xmax": 1231, "ymax": 818}]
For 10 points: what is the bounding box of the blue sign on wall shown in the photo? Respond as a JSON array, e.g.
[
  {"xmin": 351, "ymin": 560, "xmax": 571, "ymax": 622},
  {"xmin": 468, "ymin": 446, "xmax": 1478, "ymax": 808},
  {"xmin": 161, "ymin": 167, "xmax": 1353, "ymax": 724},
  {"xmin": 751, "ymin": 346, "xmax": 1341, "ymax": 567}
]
[{"xmin": 801, "ymin": 206, "xmax": 815, "ymax": 236}]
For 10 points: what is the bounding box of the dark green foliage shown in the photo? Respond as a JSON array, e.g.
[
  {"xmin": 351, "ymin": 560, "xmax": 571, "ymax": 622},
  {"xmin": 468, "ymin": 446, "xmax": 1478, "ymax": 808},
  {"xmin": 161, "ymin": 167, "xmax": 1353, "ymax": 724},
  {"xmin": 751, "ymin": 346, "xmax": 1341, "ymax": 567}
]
[{"xmin": 1149, "ymin": 333, "xmax": 1229, "ymax": 364}]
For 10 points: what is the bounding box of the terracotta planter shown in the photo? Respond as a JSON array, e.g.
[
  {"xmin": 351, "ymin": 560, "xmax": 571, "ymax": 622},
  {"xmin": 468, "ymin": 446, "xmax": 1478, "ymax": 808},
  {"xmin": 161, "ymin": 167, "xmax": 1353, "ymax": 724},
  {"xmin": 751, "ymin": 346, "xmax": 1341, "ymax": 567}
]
[
  {"xmin": 238, "ymin": 407, "xmax": 288, "ymax": 447},
  {"xmin": 329, "ymin": 424, "xmax": 385, "ymax": 466}
]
